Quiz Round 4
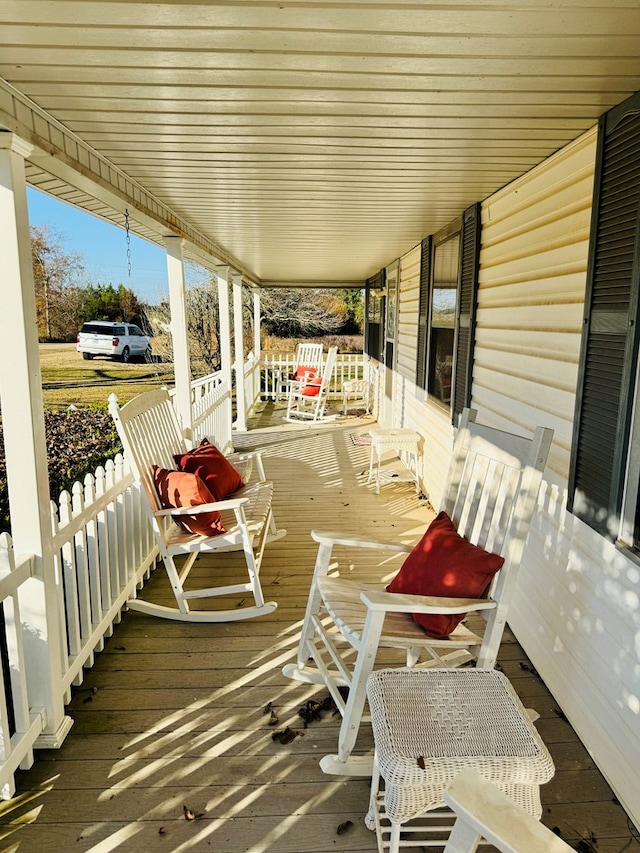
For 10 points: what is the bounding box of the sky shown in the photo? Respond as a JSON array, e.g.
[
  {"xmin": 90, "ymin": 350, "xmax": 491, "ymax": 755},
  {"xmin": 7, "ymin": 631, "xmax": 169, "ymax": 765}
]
[{"xmin": 27, "ymin": 187, "xmax": 170, "ymax": 303}]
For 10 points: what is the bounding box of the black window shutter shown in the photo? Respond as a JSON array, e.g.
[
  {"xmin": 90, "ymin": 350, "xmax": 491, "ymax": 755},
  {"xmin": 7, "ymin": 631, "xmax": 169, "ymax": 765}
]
[
  {"xmin": 364, "ymin": 269, "xmax": 385, "ymax": 360},
  {"xmin": 568, "ymin": 91, "xmax": 640, "ymax": 539},
  {"xmin": 452, "ymin": 203, "xmax": 482, "ymax": 422},
  {"xmin": 415, "ymin": 236, "xmax": 432, "ymax": 389}
]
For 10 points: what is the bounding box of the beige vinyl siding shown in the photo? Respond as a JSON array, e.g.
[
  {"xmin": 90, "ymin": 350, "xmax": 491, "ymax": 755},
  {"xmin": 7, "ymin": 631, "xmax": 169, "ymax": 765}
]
[
  {"xmin": 396, "ymin": 244, "xmax": 421, "ymax": 384},
  {"xmin": 473, "ymin": 126, "xmax": 640, "ymax": 826},
  {"xmin": 474, "ymin": 127, "xmax": 597, "ymax": 485}
]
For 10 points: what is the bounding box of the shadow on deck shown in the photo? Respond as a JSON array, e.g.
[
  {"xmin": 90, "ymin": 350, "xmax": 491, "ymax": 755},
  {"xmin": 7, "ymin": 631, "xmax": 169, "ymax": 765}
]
[{"xmin": 0, "ymin": 403, "xmax": 634, "ymax": 852}]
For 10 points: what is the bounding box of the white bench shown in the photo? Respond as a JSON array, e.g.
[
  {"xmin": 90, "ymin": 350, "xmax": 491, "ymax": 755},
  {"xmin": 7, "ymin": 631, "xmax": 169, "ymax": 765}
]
[{"xmin": 109, "ymin": 390, "xmax": 286, "ymax": 622}]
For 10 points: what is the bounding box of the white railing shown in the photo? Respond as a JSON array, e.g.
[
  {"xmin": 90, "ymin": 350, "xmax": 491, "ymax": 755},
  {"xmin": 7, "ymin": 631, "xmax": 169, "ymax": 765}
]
[
  {"xmin": 49, "ymin": 455, "xmax": 157, "ymax": 698},
  {"xmin": 0, "ymin": 536, "xmax": 44, "ymax": 799},
  {"xmin": 260, "ymin": 351, "xmax": 365, "ymax": 401},
  {"xmin": 190, "ymin": 371, "xmax": 233, "ymax": 453},
  {"xmin": 243, "ymin": 352, "xmax": 262, "ymax": 415}
]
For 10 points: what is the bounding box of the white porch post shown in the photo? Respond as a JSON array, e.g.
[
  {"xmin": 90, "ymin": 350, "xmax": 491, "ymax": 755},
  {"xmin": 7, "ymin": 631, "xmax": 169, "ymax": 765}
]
[
  {"xmin": 252, "ymin": 287, "xmax": 261, "ymax": 365},
  {"xmin": 215, "ymin": 266, "xmax": 232, "ymax": 388},
  {"xmin": 0, "ymin": 133, "xmax": 72, "ymax": 746},
  {"xmin": 164, "ymin": 236, "xmax": 193, "ymax": 442},
  {"xmin": 232, "ymin": 272, "xmax": 247, "ymax": 432}
]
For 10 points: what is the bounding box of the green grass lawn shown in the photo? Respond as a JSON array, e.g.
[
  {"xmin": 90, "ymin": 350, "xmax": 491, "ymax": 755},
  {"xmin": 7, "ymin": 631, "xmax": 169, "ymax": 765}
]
[{"xmin": 40, "ymin": 343, "xmax": 175, "ymax": 408}]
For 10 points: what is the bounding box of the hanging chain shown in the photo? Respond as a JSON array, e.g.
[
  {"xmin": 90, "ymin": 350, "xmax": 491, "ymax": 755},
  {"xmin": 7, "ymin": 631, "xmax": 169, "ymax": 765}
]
[{"xmin": 124, "ymin": 208, "xmax": 132, "ymax": 278}]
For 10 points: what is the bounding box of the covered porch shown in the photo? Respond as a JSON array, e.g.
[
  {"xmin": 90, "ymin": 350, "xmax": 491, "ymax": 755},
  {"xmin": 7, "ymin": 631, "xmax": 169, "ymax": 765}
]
[
  {"xmin": 0, "ymin": 403, "xmax": 631, "ymax": 852},
  {"xmin": 1, "ymin": 2, "xmax": 640, "ymax": 847}
]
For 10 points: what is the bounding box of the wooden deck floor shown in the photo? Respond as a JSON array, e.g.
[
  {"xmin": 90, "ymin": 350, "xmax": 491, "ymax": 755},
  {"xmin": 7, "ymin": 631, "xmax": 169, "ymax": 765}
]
[{"xmin": 0, "ymin": 403, "xmax": 635, "ymax": 852}]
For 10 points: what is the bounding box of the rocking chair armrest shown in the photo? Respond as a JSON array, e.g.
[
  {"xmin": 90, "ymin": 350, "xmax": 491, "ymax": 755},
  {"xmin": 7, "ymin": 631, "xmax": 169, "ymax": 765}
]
[
  {"xmin": 154, "ymin": 496, "xmax": 249, "ymax": 517},
  {"xmin": 227, "ymin": 449, "xmax": 262, "ymax": 464},
  {"xmin": 311, "ymin": 529, "xmax": 413, "ymax": 553},
  {"xmin": 360, "ymin": 588, "xmax": 498, "ymax": 614},
  {"xmin": 227, "ymin": 449, "xmax": 265, "ymax": 482}
]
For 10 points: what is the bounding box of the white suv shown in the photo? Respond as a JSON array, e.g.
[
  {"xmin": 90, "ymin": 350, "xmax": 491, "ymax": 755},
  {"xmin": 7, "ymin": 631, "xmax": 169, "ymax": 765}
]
[{"xmin": 76, "ymin": 321, "xmax": 152, "ymax": 362}]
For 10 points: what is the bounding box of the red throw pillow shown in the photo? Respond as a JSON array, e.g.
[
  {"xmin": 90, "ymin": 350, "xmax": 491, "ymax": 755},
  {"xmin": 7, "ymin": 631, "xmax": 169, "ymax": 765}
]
[
  {"xmin": 152, "ymin": 466, "xmax": 225, "ymax": 537},
  {"xmin": 386, "ymin": 511, "xmax": 504, "ymax": 638},
  {"xmin": 174, "ymin": 438, "xmax": 244, "ymax": 501},
  {"xmin": 293, "ymin": 365, "xmax": 318, "ymax": 381},
  {"xmin": 302, "ymin": 376, "xmax": 323, "ymax": 396}
]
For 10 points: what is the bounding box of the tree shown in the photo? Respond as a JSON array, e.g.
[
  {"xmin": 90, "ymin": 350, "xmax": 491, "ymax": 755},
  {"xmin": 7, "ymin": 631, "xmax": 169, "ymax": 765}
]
[
  {"xmin": 148, "ymin": 284, "xmax": 221, "ymax": 373},
  {"xmin": 31, "ymin": 224, "xmax": 85, "ymax": 341},
  {"xmin": 81, "ymin": 283, "xmax": 146, "ymax": 327},
  {"xmin": 260, "ymin": 288, "xmax": 348, "ymax": 338},
  {"xmin": 337, "ymin": 288, "xmax": 364, "ymax": 333}
]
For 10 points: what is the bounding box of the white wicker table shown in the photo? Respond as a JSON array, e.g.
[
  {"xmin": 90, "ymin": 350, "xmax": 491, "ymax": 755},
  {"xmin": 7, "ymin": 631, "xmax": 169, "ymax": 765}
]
[
  {"xmin": 366, "ymin": 668, "xmax": 555, "ymax": 853},
  {"xmin": 368, "ymin": 427, "xmax": 420, "ymax": 494}
]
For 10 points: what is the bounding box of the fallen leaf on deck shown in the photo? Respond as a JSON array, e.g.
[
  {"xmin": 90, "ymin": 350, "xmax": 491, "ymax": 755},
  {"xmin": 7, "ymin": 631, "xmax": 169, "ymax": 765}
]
[
  {"xmin": 336, "ymin": 820, "xmax": 354, "ymax": 835},
  {"xmin": 268, "ymin": 709, "xmax": 279, "ymax": 726},
  {"xmin": 183, "ymin": 805, "xmax": 205, "ymax": 821},
  {"xmin": 263, "ymin": 701, "xmax": 273, "ymax": 714},
  {"xmin": 271, "ymin": 726, "xmax": 304, "ymax": 744}
]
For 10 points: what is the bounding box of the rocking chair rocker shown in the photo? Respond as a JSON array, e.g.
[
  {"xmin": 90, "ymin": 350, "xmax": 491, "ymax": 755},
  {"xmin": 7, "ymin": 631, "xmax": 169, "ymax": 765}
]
[{"xmin": 283, "ymin": 408, "xmax": 553, "ymax": 774}]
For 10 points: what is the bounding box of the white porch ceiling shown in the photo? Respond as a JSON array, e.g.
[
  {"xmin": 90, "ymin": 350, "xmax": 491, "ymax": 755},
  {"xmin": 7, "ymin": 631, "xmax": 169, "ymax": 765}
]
[{"xmin": 1, "ymin": 0, "xmax": 639, "ymax": 286}]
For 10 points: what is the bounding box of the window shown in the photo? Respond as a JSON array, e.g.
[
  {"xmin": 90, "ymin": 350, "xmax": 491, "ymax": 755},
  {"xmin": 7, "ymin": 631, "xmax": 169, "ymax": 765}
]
[
  {"xmin": 428, "ymin": 234, "xmax": 460, "ymax": 406},
  {"xmin": 568, "ymin": 90, "xmax": 640, "ymax": 547},
  {"xmin": 416, "ymin": 204, "xmax": 481, "ymax": 422}
]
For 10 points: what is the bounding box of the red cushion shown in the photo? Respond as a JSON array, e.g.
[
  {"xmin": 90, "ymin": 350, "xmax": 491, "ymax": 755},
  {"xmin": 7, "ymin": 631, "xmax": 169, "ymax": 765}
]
[
  {"xmin": 293, "ymin": 365, "xmax": 318, "ymax": 381},
  {"xmin": 302, "ymin": 376, "xmax": 323, "ymax": 396},
  {"xmin": 386, "ymin": 511, "xmax": 504, "ymax": 638},
  {"xmin": 152, "ymin": 466, "xmax": 225, "ymax": 537},
  {"xmin": 174, "ymin": 438, "xmax": 244, "ymax": 500}
]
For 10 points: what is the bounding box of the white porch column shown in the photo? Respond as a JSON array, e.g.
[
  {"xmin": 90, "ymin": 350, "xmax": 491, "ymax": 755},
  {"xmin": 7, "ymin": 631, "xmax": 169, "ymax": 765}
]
[
  {"xmin": 232, "ymin": 272, "xmax": 247, "ymax": 432},
  {"xmin": 0, "ymin": 133, "xmax": 72, "ymax": 746},
  {"xmin": 164, "ymin": 236, "xmax": 193, "ymax": 442},
  {"xmin": 215, "ymin": 266, "xmax": 232, "ymax": 387},
  {"xmin": 252, "ymin": 287, "xmax": 261, "ymax": 365}
]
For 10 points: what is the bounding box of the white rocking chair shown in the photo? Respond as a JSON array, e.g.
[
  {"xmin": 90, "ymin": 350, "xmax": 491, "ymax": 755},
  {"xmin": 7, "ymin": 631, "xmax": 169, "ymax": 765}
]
[
  {"xmin": 443, "ymin": 769, "xmax": 573, "ymax": 853},
  {"xmin": 109, "ymin": 390, "xmax": 286, "ymax": 622},
  {"xmin": 283, "ymin": 408, "xmax": 553, "ymax": 774},
  {"xmin": 285, "ymin": 345, "xmax": 338, "ymax": 423}
]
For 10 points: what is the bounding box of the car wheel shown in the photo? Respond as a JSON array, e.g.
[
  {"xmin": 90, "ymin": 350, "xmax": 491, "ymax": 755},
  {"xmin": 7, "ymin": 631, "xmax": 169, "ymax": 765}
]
[
  {"xmin": 144, "ymin": 346, "xmax": 153, "ymax": 362},
  {"xmin": 121, "ymin": 346, "xmax": 131, "ymax": 363},
  {"xmin": 82, "ymin": 352, "xmax": 93, "ymax": 360}
]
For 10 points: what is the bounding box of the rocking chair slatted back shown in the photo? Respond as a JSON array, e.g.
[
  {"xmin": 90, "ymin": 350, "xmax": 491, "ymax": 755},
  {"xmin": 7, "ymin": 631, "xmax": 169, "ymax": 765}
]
[
  {"xmin": 293, "ymin": 342, "xmax": 324, "ymax": 375},
  {"xmin": 442, "ymin": 412, "xmax": 553, "ymax": 622}
]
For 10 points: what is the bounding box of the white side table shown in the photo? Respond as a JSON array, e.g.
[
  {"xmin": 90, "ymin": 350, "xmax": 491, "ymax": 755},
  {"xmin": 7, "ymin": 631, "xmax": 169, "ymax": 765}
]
[
  {"xmin": 366, "ymin": 668, "xmax": 555, "ymax": 853},
  {"xmin": 368, "ymin": 428, "xmax": 421, "ymax": 494}
]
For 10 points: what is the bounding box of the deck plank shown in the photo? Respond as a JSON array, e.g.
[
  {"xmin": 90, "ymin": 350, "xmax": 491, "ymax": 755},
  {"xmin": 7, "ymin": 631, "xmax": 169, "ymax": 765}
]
[{"xmin": 0, "ymin": 406, "xmax": 635, "ymax": 852}]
